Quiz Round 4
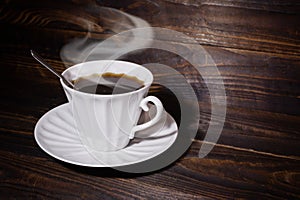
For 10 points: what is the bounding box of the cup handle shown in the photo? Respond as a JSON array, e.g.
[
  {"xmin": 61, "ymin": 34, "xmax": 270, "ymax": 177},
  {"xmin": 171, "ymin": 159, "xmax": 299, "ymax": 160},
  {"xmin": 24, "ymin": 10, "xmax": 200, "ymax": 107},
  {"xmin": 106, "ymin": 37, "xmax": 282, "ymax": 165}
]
[{"xmin": 129, "ymin": 96, "xmax": 164, "ymax": 139}]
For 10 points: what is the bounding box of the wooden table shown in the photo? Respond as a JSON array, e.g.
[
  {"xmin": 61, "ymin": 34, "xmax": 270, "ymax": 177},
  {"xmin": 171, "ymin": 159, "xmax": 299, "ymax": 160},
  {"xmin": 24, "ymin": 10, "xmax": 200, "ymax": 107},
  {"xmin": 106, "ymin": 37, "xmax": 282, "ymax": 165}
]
[{"xmin": 1, "ymin": 0, "xmax": 299, "ymax": 199}]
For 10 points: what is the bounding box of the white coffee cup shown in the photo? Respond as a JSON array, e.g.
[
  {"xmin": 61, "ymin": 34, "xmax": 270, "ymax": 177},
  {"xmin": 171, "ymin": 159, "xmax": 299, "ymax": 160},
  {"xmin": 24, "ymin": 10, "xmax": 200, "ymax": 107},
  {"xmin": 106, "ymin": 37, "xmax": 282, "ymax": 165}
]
[{"xmin": 60, "ymin": 60, "xmax": 166, "ymax": 152}]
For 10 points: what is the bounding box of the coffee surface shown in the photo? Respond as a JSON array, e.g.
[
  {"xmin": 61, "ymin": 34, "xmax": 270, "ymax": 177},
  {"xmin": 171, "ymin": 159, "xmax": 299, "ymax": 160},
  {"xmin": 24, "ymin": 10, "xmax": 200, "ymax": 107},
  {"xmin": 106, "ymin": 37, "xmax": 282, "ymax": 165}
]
[{"xmin": 72, "ymin": 72, "xmax": 144, "ymax": 95}]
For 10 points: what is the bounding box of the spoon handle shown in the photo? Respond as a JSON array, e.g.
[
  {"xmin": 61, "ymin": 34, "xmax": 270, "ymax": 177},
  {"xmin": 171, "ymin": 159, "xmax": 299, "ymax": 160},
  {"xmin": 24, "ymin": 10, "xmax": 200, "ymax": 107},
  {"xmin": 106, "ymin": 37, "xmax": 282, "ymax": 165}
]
[{"xmin": 30, "ymin": 50, "xmax": 75, "ymax": 88}]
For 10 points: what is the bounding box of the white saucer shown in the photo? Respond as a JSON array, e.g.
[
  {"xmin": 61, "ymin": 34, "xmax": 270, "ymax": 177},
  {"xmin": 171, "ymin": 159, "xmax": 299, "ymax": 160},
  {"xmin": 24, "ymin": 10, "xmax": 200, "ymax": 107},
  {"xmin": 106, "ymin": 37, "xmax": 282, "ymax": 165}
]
[{"xmin": 34, "ymin": 103, "xmax": 178, "ymax": 167}]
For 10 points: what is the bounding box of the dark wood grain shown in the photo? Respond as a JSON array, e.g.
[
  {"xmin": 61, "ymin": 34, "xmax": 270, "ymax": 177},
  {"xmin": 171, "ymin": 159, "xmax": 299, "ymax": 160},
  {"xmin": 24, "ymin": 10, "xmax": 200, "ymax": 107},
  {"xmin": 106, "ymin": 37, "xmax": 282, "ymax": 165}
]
[{"xmin": 1, "ymin": 0, "xmax": 300, "ymax": 199}]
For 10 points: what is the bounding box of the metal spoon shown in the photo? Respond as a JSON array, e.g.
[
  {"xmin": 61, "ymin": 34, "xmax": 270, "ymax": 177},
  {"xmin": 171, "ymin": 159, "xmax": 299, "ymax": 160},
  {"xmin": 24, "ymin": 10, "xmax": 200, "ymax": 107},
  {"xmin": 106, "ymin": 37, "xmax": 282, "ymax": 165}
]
[{"xmin": 30, "ymin": 50, "xmax": 75, "ymax": 89}]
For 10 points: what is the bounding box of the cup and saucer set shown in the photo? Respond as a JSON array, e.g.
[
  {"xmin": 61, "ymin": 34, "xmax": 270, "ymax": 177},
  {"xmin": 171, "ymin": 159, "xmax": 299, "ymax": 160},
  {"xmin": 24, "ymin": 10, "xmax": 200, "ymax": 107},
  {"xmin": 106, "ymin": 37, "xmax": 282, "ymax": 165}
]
[{"xmin": 34, "ymin": 60, "xmax": 178, "ymax": 167}]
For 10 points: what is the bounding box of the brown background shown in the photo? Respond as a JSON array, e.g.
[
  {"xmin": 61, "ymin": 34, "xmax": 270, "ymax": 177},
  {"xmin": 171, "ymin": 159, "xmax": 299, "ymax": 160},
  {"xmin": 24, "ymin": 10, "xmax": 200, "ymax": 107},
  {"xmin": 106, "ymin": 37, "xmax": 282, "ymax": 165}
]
[{"xmin": 1, "ymin": 0, "xmax": 299, "ymax": 199}]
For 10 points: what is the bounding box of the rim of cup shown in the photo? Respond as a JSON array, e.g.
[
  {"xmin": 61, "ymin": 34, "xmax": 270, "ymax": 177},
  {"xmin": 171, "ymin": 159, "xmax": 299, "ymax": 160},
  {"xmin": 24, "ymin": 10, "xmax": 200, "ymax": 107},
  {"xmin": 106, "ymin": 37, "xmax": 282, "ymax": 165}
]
[{"xmin": 60, "ymin": 60, "xmax": 153, "ymax": 97}]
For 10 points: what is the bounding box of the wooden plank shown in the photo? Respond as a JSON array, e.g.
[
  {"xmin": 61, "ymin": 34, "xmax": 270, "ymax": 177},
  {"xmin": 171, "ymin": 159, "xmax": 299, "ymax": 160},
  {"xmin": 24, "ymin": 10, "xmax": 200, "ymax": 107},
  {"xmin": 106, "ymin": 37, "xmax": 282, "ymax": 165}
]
[
  {"xmin": 1, "ymin": 0, "xmax": 300, "ymax": 55},
  {"xmin": 0, "ymin": 142, "xmax": 299, "ymax": 199}
]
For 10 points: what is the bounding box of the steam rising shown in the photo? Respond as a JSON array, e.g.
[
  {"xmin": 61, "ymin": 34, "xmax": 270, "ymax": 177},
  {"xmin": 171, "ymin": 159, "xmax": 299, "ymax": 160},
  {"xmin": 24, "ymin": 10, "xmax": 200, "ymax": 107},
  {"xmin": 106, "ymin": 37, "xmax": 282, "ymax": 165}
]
[
  {"xmin": 60, "ymin": 7, "xmax": 153, "ymax": 64},
  {"xmin": 59, "ymin": 5, "xmax": 227, "ymax": 173}
]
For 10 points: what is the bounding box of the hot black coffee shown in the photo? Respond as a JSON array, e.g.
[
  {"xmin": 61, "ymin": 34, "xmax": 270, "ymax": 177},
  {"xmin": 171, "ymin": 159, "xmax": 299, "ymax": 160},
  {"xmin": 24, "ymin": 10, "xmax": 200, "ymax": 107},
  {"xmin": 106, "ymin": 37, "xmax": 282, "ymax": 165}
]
[{"xmin": 72, "ymin": 72, "xmax": 144, "ymax": 95}]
